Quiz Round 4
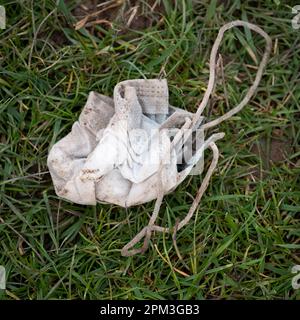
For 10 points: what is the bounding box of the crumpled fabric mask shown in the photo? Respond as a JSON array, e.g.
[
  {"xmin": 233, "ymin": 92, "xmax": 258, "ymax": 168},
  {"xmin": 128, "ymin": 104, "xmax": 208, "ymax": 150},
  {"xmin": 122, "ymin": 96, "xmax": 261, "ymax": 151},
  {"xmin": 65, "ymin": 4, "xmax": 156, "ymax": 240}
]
[
  {"xmin": 47, "ymin": 20, "xmax": 272, "ymax": 256},
  {"xmin": 48, "ymin": 79, "xmax": 218, "ymax": 206}
]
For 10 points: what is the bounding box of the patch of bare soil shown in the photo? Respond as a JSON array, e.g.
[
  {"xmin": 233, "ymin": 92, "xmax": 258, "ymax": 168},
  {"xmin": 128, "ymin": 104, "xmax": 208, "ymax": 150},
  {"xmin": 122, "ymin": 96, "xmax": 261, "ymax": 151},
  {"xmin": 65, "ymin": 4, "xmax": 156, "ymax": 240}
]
[
  {"xmin": 50, "ymin": 30, "xmax": 70, "ymax": 46},
  {"xmin": 71, "ymin": 0, "xmax": 165, "ymax": 37},
  {"xmin": 249, "ymin": 128, "xmax": 294, "ymax": 181}
]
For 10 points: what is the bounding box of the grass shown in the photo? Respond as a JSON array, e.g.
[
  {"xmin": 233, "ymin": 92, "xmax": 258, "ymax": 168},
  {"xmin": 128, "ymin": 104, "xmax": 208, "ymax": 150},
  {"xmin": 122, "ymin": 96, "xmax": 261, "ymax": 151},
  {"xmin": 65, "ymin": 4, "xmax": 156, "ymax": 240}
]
[{"xmin": 0, "ymin": 0, "xmax": 299, "ymax": 300}]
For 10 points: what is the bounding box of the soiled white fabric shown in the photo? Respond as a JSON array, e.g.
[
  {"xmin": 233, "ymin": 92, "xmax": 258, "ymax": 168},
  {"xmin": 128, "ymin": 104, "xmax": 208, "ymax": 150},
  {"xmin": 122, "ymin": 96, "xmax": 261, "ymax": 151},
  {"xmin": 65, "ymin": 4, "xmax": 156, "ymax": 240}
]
[
  {"xmin": 48, "ymin": 79, "xmax": 217, "ymax": 207},
  {"xmin": 47, "ymin": 20, "xmax": 272, "ymax": 256}
]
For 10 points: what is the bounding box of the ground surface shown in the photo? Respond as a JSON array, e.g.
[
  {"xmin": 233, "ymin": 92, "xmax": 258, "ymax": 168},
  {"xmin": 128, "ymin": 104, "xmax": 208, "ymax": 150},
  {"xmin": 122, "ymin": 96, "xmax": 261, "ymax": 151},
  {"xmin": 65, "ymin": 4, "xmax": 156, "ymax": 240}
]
[{"xmin": 0, "ymin": 0, "xmax": 299, "ymax": 299}]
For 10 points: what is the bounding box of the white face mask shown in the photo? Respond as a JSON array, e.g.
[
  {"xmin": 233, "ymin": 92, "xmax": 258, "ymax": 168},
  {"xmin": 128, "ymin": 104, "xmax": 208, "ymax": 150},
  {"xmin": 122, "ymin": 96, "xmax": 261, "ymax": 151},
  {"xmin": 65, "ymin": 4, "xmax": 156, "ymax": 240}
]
[{"xmin": 47, "ymin": 20, "xmax": 272, "ymax": 256}]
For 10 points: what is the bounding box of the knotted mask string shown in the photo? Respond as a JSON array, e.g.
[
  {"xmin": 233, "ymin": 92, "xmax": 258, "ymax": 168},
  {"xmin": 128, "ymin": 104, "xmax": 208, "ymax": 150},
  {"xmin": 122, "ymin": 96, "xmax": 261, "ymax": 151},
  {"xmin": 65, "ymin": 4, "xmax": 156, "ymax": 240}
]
[{"xmin": 121, "ymin": 20, "xmax": 272, "ymax": 257}]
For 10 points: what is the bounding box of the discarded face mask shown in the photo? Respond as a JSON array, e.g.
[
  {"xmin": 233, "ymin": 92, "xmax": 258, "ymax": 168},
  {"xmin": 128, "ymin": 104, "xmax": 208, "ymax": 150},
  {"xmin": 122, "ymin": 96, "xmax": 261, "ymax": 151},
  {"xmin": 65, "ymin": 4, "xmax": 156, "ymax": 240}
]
[{"xmin": 47, "ymin": 21, "xmax": 272, "ymax": 256}]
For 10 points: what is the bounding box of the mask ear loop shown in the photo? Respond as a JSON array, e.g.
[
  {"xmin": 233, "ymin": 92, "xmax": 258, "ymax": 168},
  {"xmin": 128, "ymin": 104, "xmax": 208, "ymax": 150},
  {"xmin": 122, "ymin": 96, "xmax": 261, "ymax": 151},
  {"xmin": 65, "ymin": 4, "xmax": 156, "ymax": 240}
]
[
  {"xmin": 121, "ymin": 140, "xmax": 221, "ymax": 257},
  {"xmin": 191, "ymin": 20, "xmax": 272, "ymax": 131},
  {"xmin": 121, "ymin": 158, "xmax": 164, "ymax": 257},
  {"xmin": 121, "ymin": 20, "xmax": 272, "ymax": 257}
]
